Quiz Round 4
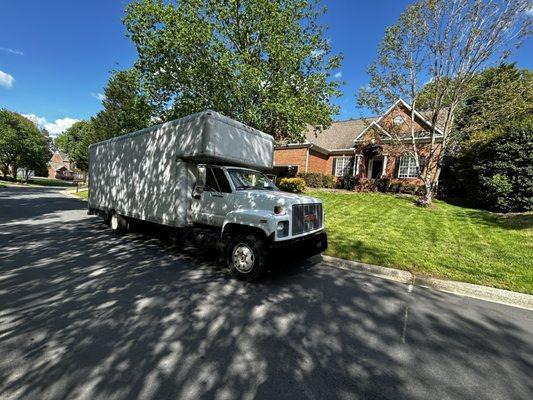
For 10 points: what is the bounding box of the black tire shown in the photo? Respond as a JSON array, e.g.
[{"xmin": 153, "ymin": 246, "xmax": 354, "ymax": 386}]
[
  {"xmin": 226, "ymin": 234, "xmax": 267, "ymax": 281},
  {"xmin": 109, "ymin": 211, "xmax": 127, "ymax": 234}
]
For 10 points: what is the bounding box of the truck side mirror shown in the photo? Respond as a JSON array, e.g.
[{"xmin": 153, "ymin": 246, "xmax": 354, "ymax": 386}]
[
  {"xmin": 197, "ymin": 165, "xmax": 207, "ymax": 187},
  {"xmin": 193, "ymin": 165, "xmax": 207, "ymax": 199}
]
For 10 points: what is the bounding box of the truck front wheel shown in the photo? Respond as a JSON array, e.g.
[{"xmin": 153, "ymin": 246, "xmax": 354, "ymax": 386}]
[{"xmin": 226, "ymin": 234, "xmax": 267, "ymax": 281}]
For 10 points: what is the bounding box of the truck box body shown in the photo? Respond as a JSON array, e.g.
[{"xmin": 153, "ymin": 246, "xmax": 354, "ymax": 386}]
[{"xmin": 88, "ymin": 110, "xmax": 274, "ymax": 227}]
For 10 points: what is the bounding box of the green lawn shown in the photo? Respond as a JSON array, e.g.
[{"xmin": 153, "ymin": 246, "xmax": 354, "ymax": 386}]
[
  {"xmin": 0, "ymin": 177, "xmax": 77, "ymax": 187},
  {"xmin": 29, "ymin": 177, "xmax": 77, "ymax": 187},
  {"xmin": 75, "ymin": 190, "xmax": 89, "ymax": 200},
  {"xmin": 310, "ymin": 190, "xmax": 533, "ymax": 294}
]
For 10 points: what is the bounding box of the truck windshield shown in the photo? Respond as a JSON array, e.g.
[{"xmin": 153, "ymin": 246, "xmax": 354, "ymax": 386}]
[{"xmin": 228, "ymin": 169, "xmax": 278, "ymax": 191}]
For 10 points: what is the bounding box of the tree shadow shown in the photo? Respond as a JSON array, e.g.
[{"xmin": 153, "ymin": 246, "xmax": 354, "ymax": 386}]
[{"xmin": 1, "ymin": 187, "xmax": 532, "ymax": 400}]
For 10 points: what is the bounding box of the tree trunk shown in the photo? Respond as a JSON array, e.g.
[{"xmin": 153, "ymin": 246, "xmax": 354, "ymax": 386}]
[
  {"xmin": 423, "ymin": 175, "xmax": 433, "ymax": 204},
  {"xmin": 11, "ymin": 164, "xmax": 18, "ymax": 181}
]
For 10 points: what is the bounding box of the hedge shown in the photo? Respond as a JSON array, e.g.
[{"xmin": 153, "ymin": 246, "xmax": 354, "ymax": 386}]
[
  {"xmin": 297, "ymin": 172, "xmax": 335, "ymax": 188},
  {"xmin": 277, "ymin": 177, "xmax": 307, "ymax": 193}
]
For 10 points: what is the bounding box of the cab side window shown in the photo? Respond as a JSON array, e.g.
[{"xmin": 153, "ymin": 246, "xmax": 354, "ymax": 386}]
[{"xmin": 205, "ymin": 167, "xmax": 232, "ymax": 193}]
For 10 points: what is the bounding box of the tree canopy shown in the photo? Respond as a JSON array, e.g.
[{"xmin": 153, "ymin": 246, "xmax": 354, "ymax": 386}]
[
  {"xmin": 92, "ymin": 69, "xmax": 151, "ymax": 141},
  {"xmin": 123, "ymin": 0, "xmax": 342, "ymax": 142},
  {"xmin": 56, "ymin": 69, "xmax": 151, "ymax": 173},
  {"xmin": 0, "ymin": 110, "xmax": 50, "ymax": 180}
]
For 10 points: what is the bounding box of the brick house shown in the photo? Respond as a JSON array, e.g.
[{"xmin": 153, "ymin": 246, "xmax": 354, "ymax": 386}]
[
  {"xmin": 273, "ymin": 99, "xmax": 444, "ymax": 187},
  {"xmin": 48, "ymin": 151, "xmax": 80, "ymax": 180}
]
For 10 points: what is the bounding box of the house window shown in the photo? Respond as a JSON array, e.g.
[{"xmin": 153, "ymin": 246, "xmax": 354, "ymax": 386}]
[
  {"xmin": 397, "ymin": 155, "xmax": 419, "ymax": 178},
  {"xmin": 393, "ymin": 115, "xmax": 405, "ymax": 125},
  {"xmin": 334, "ymin": 157, "xmax": 352, "ymax": 177}
]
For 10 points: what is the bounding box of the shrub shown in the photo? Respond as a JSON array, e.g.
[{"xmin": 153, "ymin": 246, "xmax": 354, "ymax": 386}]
[
  {"xmin": 321, "ymin": 174, "xmax": 335, "ymax": 189},
  {"xmin": 297, "ymin": 172, "xmax": 336, "ymax": 189},
  {"xmin": 336, "ymin": 175, "xmax": 358, "ymax": 191},
  {"xmin": 297, "ymin": 172, "xmax": 322, "ymax": 188},
  {"xmin": 401, "ymin": 184, "xmax": 418, "ymax": 195},
  {"xmin": 277, "ymin": 177, "xmax": 306, "ymax": 193},
  {"xmin": 376, "ymin": 178, "xmax": 391, "ymax": 192}
]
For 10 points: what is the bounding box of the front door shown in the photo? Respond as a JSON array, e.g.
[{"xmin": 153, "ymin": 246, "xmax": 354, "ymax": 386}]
[{"xmin": 369, "ymin": 158, "xmax": 383, "ymax": 179}]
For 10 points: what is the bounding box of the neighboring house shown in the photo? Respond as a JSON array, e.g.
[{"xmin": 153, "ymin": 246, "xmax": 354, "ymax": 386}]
[
  {"xmin": 273, "ymin": 99, "xmax": 445, "ymax": 186},
  {"xmin": 47, "ymin": 151, "xmax": 84, "ymax": 180}
]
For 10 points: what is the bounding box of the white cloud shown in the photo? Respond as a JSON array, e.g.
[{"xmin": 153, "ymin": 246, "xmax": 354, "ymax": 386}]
[
  {"xmin": 0, "ymin": 47, "xmax": 23, "ymax": 56},
  {"xmin": 311, "ymin": 49, "xmax": 325, "ymax": 58},
  {"xmin": 91, "ymin": 92, "xmax": 106, "ymax": 101},
  {"xmin": 527, "ymin": 7, "xmax": 533, "ymax": 16},
  {"xmin": 333, "ymin": 71, "xmax": 342, "ymax": 79},
  {"xmin": 0, "ymin": 70, "xmax": 14, "ymax": 88},
  {"xmin": 22, "ymin": 114, "xmax": 80, "ymax": 137}
]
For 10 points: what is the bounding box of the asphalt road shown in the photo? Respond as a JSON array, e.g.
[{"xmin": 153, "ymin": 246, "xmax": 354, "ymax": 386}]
[{"xmin": 0, "ymin": 186, "xmax": 532, "ymax": 400}]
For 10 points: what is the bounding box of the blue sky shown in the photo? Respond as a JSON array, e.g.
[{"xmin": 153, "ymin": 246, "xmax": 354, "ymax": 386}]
[{"xmin": 1, "ymin": 1, "xmax": 532, "ymax": 136}]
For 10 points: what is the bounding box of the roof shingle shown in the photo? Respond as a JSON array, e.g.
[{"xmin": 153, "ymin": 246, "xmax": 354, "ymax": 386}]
[{"xmin": 305, "ymin": 117, "xmax": 378, "ymax": 150}]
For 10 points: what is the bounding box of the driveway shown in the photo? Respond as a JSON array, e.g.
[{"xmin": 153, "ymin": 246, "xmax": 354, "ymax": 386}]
[{"xmin": 0, "ymin": 186, "xmax": 532, "ymax": 400}]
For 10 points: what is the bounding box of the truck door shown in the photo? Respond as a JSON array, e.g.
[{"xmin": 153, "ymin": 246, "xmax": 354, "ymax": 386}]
[{"xmin": 192, "ymin": 167, "xmax": 234, "ymax": 227}]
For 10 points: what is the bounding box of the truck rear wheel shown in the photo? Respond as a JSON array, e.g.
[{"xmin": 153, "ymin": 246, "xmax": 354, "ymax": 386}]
[
  {"xmin": 226, "ymin": 234, "xmax": 267, "ymax": 281},
  {"xmin": 109, "ymin": 212, "xmax": 127, "ymax": 234}
]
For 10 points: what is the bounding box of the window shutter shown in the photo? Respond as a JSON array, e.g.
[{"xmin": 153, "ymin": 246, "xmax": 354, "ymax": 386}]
[
  {"xmin": 394, "ymin": 156, "xmax": 401, "ymax": 178},
  {"xmin": 332, "ymin": 158, "xmax": 337, "ymax": 175}
]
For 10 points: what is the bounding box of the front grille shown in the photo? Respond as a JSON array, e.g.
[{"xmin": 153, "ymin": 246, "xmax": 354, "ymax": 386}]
[{"xmin": 292, "ymin": 203, "xmax": 323, "ymax": 235}]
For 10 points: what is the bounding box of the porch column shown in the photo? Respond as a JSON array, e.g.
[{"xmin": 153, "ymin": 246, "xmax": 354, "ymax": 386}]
[{"xmin": 381, "ymin": 155, "xmax": 388, "ymax": 177}]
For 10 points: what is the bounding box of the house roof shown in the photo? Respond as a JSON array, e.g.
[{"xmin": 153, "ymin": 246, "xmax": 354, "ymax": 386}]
[
  {"xmin": 353, "ymin": 98, "xmax": 445, "ymax": 143},
  {"xmin": 50, "ymin": 162, "xmax": 72, "ymax": 172},
  {"xmin": 304, "ymin": 117, "xmax": 379, "ymax": 150},
  {"xmin": 276, "ymin": 98, "xmax": 448, "ymax": 152},
  {"xmin": 58, "ymin": 151, "xmax": 70, "ymax": 161}
]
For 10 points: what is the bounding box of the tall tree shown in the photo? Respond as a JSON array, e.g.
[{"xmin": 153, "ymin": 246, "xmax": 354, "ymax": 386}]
[
  {"xmin": 455, "ymin": 64, "xmax": 533, "ymax": 146},
  {"xmin": 358, "ymin": 0, "xmax": 531, "ymax": 204},
  {"xmin": 56, "ymin": 69, "xmax": 151, "ymax": 173},
  {"xmin": 123, "ymin": 0, "xmax": 342, "ymax": 142},
  {"xmin": 91, "ymin": 69, "xmax": 151, "ymax": 141},
  {"xmin": 56, "ymin": 120, "xmax": 95, "ymax": 173},
  {"xmin": 0, "ymin": 110, "xmax": 50, "ymax": 180}
]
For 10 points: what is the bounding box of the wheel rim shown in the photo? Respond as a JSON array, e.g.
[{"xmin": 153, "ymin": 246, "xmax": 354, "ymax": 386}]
[
  {"xmin": 232, "ymin": 243, "xmax": 255, "ymax": 273},
  {"xmin": 110, "ymin": 214, "xmax": 118, "ymax": 230}
]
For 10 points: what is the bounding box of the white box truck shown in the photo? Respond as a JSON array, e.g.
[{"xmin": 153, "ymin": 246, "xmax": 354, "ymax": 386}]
[{"xmin": 88, "ymin": 110, "xmax": 327, "ymax": 280}]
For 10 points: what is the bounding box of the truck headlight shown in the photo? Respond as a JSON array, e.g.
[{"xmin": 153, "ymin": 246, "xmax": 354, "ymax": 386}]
[
  {"xmin": 274, "ymin": 205, "xmax": 286, "ymax": 215},
  {"xmin": 276, "ymin": 221, "xmax": 289, "ymax": 237}
]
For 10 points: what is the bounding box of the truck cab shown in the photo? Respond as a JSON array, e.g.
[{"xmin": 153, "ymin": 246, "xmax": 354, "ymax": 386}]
[{"xmin": 190, "ymin": 164, "xmax": 327, "ymax": 280}]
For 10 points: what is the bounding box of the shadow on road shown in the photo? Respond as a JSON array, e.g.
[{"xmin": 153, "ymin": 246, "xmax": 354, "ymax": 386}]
[{"xmin": 0, "ymin": 187, "xmax": 532, "ymax": 400}]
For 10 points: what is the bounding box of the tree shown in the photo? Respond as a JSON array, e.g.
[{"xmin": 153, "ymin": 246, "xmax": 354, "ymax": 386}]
[
  {"xmin": 0, "ymin": 110, "xmax": 50, "ymax": 180},
  {"xmin": 469, "ymin": 117, "xmax": 532, "ymax": 212},
  {"xmin": 455, "ymin": 64, "xmax": 533, "ymax": 146},
  {"xmin": 56, "ymin": 120, "xmax": 95, "ymax": 173},
  {"xmin": 358, "ymin": 0, "xmax": 531, "ymax": 205},
  {"xmin": 91, "ymin": 69, "xmax": 151, "ymax": 141},
  {"xmin": 56, "ymin": 69, "xmax": 151, "ymax": 173},
  {"xmin": 438, "ymin": 65, "xmax": 532, "ymax": 208},
  {"xmin": 123, "ymin": 0, "xmax": 342, "ymax": 142}
]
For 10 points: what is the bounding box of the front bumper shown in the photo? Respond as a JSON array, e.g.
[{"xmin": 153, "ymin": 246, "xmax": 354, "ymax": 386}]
[{"xmin": 270, "ymin": 231, "xmax": 327, "ymax": 258}]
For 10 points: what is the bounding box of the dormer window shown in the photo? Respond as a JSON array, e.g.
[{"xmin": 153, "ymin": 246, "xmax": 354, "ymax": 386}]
[{"xmin": 393, "ymin": 115, "xmax": 404, "ymax": 125}]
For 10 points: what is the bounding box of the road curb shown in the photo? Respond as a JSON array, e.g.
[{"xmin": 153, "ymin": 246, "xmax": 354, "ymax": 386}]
[
  {"xmin": 322, "ymin": 255, "xmax": 533, "ymax": 310},
  {"xmin": 322, "ymin": 255, "xmax": 412, "ymax": 284}
]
